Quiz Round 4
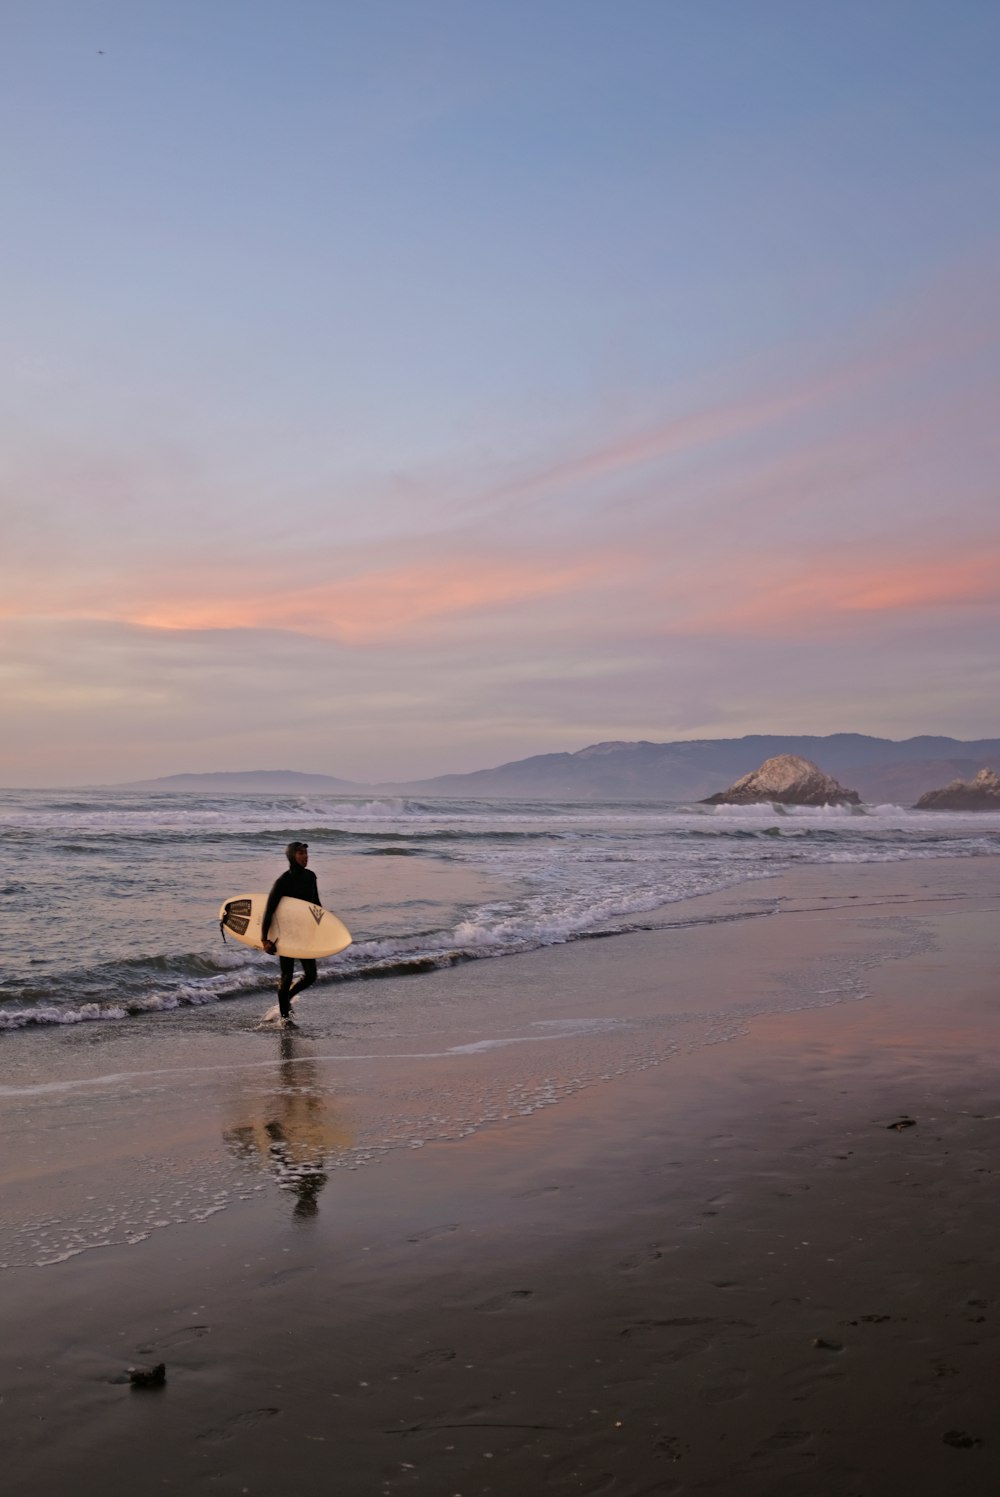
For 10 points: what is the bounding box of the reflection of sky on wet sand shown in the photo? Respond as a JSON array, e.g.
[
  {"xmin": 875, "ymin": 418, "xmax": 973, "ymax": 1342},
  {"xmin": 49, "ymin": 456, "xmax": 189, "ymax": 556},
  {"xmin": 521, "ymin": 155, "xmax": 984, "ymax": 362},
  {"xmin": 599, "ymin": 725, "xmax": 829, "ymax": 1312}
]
[
  {"xmin": 743, "ymin": 1002, "xmax": 1000, "ymax": 1075},
  {"xmin": 223, "ymin": 1034, "xmax": 353, "ymax": 1219}
]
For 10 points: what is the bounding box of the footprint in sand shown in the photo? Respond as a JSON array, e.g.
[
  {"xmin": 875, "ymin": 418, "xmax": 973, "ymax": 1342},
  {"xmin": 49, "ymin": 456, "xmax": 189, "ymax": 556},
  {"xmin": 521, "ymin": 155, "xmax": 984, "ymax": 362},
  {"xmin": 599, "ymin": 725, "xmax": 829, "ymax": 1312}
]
[
  {"xmin": 407, "ymin": 1223, "xmax": 459, "ymax": 1244},
  {"xmin": 654, "ymin": 1433, "xmax": 689, "ymax": 1460},
  {"xmin": 415, "ymin": 1347, "xmax": 457, "ymax": 1366},
  {"xmin": 700, "ymin": 1366, "xmax": 750, "ymax": 1403},
  {"xmin": 197, "ymin": 1408, "xmax": 281, "ymax": 1443},
  {"xmin": 544, "ymin": 1470, "xmax": 617, "ymax": 1495},
  {"xmin": 622, "ymin": 1316, "xmax": 752, "ymax": 1335},
  {"xmin": 474, "ymin": 1289, "xmax": 534, "ymax": 1313},
  {"xmin": 616, "ymin": 1243, "xmax": 664, "ymax": 1272},
  {"xmin": 136, "ymin": 1324, "xmax": 210, "ymax": 1354},
  {"xmin": 619, "ymin": 1316, "xmax": 755, "ymax": 1373},
  {"xmin": 578, "ymin": 1475, "xmax": 617, "ymax": 1495},
  {"xmin": 752, "ymin": 1429, "xmax": 815, "ymax": 1457},
  {"xmin": 259, "ymin": 1265, "xmax": 315, "ymax": 1289}
]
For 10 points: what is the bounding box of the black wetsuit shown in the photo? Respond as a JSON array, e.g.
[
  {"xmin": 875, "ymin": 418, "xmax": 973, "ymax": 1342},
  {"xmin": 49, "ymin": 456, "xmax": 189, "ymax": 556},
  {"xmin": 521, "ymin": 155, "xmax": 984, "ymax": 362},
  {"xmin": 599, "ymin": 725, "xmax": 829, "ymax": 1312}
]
[{"xmin": 262, "ymin": 862, "xmax": 321, "ymax": 1018}]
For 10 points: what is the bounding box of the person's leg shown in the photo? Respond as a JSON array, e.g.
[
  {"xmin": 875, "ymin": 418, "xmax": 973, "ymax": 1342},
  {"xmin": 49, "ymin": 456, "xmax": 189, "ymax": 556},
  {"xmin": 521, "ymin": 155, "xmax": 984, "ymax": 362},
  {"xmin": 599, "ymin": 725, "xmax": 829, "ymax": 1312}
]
[
  {"xmin": 277, "ymin": 956, "xmax": 296, "ymax": 1018},
  {"xmin": 288, "ymin": 959, "xmax": 317, "ymax": 999}
]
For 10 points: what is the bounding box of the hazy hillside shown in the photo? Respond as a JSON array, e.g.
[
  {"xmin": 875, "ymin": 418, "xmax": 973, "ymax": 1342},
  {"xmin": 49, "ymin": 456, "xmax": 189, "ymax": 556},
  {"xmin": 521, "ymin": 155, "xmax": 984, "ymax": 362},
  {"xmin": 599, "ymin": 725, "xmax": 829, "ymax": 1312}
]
[
  {"xmin": 386, "ymin": 735, "xmax": 1000, "ymax": 804},
  {"xmin": 121, "ymin": 770, "xmax": 364, "ymax": 793},
  {"xmin": 125, "ymin": 736, "xmax": 1000, "ymax": 805}
]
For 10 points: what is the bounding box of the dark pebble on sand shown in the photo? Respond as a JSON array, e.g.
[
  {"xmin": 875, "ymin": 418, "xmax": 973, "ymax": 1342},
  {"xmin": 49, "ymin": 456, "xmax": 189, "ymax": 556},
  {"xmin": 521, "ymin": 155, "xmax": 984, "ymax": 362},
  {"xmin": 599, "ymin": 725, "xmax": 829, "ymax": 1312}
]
[
  {"xmin": 128, "ymin": 1362, "xmax": 166, "ymax": 1389},
  {"xmin": 942, "ymin": 1430, "xmax": 983, "ymax": 1449}
]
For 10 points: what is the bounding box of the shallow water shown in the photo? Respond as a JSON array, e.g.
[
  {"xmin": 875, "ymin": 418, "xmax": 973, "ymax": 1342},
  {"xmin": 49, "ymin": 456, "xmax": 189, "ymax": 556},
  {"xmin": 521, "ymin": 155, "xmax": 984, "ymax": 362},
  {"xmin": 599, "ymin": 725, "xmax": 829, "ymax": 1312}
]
[{"xmin": 1, "ymin": 787, "xmax": 997, "ymax": 1033}]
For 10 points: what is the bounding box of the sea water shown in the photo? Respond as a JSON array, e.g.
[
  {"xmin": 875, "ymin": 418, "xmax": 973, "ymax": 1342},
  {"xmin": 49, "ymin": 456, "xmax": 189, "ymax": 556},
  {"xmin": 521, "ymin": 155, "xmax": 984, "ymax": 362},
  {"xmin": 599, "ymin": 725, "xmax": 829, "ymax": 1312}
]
[{"xmin": 2, "ymin": 787, "xmax": 998, "ymax": 1033}]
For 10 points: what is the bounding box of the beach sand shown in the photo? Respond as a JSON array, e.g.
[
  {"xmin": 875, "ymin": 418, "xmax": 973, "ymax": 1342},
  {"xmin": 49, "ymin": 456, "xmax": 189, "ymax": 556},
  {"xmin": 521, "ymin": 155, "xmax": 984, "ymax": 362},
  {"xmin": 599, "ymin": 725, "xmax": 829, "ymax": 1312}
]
[{"xmin": 3, "ymin": 857, "xmax": 1000, "ymax": 1495}]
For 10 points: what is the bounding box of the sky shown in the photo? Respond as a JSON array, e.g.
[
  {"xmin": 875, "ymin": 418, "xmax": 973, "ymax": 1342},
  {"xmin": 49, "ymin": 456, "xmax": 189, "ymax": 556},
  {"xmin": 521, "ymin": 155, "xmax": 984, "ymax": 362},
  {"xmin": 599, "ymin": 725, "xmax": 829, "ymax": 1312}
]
[{"xmin": 3, "ymin": 0, "xmax": 999, "ymax": 786}]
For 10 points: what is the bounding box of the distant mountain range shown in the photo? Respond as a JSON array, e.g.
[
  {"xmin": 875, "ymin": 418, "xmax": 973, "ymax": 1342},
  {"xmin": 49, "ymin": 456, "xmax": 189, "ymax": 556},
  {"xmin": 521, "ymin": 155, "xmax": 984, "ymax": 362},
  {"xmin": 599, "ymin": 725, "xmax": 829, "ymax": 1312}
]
[
  {"xmin": 126, "ymin": 769, "xmax": 360, "ymax": 793},
  {"xmin": 123, "ymin": 734, "xmax": 1000, "ymax": 805}
]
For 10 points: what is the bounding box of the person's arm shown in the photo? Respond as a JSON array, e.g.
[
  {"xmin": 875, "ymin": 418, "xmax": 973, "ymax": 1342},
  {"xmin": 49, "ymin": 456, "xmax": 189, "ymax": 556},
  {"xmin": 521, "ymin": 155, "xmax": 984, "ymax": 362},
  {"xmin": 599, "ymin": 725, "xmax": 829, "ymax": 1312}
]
[{"xmin": 260, "ymin": 874, "xmax": 287, "ymax": 950}]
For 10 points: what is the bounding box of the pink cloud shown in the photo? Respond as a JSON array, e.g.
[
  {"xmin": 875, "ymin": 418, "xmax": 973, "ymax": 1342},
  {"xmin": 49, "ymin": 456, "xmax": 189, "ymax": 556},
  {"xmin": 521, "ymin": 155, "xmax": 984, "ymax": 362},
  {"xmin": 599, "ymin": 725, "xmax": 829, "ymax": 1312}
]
[
  {"xmin": 450, "ymin": 262, "xmax": 1000, "ymax": 535},
  {"xmin": 673, "ymin": 546, "xmax": 1000, "ymax": 637},
  {"xmin": 63, "ymin": 553, "xmax": 609, "ymax": 643}
]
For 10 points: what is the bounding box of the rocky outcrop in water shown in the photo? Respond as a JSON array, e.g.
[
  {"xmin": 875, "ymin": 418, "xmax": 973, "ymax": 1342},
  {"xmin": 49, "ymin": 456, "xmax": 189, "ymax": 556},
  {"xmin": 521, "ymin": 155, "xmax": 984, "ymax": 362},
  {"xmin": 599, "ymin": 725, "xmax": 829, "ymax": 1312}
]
[
  {"xmin": 914, "ymin": 767, "xmax": 1000, "ymax": 811},
  {"xmin": 701, "ymin": 754, "xmax": 862, "ymax": 807}
]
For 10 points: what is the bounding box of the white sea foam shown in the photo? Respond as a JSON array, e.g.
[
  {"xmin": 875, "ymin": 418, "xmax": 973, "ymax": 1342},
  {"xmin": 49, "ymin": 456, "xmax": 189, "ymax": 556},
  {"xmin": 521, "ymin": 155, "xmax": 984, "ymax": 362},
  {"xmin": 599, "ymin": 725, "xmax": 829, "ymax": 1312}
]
[{"xmin": 0, "ymin": 1002, "xmax": 129, "ymax": 1031}]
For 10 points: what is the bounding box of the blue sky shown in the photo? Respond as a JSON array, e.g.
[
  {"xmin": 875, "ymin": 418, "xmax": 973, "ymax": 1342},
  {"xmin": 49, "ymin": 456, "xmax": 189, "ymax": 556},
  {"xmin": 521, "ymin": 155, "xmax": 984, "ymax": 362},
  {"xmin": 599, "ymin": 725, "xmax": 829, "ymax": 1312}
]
[{"xmin": 3, "ymin": 1, "xmax": 999, "ymax": 784}]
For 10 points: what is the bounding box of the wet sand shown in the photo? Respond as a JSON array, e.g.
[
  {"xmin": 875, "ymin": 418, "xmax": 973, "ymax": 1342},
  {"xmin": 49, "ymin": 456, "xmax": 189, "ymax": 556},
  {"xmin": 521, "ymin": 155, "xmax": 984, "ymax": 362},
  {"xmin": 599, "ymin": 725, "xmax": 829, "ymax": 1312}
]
[{"xmin": 4, "ymin": 858, "xmax": 1000, "ymax": 1495}]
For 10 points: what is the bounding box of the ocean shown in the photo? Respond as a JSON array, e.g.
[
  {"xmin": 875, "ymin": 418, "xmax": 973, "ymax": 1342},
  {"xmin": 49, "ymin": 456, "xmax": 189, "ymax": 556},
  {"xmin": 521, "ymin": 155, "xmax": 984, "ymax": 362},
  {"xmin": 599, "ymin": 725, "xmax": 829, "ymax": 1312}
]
[{"xmin": 2, "ymin": 786, "xmax": 998, "ymax": 1034}]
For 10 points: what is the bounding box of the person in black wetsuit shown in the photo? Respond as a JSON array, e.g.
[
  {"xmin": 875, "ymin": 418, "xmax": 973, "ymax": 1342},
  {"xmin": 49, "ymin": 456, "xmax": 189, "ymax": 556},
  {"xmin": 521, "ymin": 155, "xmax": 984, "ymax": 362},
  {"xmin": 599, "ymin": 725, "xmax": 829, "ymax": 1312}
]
[{"xmin": 261, "ymin": 841, "xmax": 320, "ymax": 1025}]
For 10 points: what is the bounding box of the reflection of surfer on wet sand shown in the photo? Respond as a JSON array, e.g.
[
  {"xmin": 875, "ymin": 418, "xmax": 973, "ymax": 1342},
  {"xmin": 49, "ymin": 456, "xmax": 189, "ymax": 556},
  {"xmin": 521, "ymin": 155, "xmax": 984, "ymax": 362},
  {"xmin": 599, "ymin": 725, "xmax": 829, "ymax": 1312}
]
[{"xmin": 223, "ymin": 1033, "xmax": 353, "ymax": 1219}]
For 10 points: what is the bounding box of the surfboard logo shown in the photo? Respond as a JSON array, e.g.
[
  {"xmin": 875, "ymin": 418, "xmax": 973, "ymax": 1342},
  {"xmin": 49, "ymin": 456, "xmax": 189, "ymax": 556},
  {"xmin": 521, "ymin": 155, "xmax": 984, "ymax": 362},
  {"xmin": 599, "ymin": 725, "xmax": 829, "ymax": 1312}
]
[{"xmin": 309, "ymin": 904, "xmax": 324, "ymax": 924}]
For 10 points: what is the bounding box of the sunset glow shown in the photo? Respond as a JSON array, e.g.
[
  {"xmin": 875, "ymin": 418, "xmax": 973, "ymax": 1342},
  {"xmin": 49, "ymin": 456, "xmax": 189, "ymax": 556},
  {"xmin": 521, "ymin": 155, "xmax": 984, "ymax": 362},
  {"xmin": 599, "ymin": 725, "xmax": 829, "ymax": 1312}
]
[{"xmin": 2, "ymin": 1, "xmax": 999, "ymax": 784}]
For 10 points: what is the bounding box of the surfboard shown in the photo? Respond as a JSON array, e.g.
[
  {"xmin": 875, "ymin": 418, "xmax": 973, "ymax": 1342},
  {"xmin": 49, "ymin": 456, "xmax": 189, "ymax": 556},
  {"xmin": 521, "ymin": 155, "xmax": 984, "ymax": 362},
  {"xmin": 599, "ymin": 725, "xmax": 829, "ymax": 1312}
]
[{"xmin": 219, "ymin": 893, "xmax": 353, "ymax": 959}]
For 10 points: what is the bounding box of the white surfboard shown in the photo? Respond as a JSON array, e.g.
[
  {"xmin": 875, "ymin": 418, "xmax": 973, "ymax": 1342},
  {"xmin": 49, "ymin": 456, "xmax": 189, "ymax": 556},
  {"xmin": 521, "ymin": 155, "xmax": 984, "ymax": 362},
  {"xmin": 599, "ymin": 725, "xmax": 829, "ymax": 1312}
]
[{"xmin": 219, "ymin": 892, "xmax": 352, "ymax": 959}]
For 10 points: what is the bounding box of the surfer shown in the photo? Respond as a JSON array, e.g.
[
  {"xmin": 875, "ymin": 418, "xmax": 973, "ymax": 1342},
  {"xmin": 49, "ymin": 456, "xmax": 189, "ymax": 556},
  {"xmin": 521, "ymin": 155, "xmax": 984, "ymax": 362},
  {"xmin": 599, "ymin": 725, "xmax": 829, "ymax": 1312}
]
[{"xmin": 261, "ymin": 841, "xmax": 320, "ymax": 1025}]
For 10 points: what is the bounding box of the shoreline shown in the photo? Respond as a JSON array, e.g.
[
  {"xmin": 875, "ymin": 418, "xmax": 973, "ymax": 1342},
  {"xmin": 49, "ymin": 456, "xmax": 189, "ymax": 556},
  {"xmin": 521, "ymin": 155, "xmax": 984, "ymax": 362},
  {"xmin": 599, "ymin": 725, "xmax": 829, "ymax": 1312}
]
[
  {"xmin": 4, "ymin": 856, "xmax": 1000, "ymax": 1494},
  {"xmin": 4, "ymin": 820, "xmax": 996, "ymax": 1035}
]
